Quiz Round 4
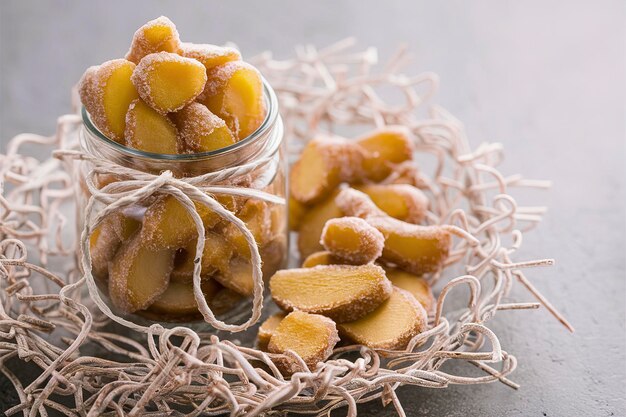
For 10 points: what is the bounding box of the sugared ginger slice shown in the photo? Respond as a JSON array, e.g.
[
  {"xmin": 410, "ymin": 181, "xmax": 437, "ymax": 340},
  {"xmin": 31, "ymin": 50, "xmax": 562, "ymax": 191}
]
[
  {"xmin": 336, "ymin": 188, "xmax": 451, "ymax": 275},
  {"xmin": 338, "ymin": 287, "xmax": 428, "ymax": 350},
  {"xmin": 288, "ymin": 196, "xmax": 307, "ymax": 231},
  {"xmin": 125, "ymin": 99, "xmax": 179, "ymax": 154},
  {"xmin": 181, "ymin": 42, "xmax": 241, "ymax": 70},
  {"xmin": 208, "ymin": 285, "xmax": 244, "ymax": 315},
  {"xmin": 89, "ymin": 212, "xmax": 141, "ymax": 280},
  {"xmin": 147, "ymin": 279, "xmax": 220, "ymax": 318},
  {"xmin": 297, "ymin": 190, "xmax": 342, "ymax": 258},
  {"xmin": 222, "ymin": 199, "xmax": 272, "ymax": 259},
  {"xmin": 132, "ymin": 52, "xmax": 207, "ymax": 113},
  {"xmin": 301, "ymin": 251, "xmax": 345, "ymax": 268},
  {"xmin": 79, "ymin": 59, "xmax": 139, "ymax": 142},
  {"xmin": 267, "ymin": 311, "xmax": 339, "ymax": 373},
  {"xmin": 198, "ymin": 61, "xmax": 266, "ymax": 140},
  {"xmin": 125, "ymin": 16, "xmax": 182, "ymax": 64},
  {"xmin": 213, "ymin": 258, "xmax": 254, "ymax": 297},
  {"xmin": 384, "ymin": 267, "xmax": 435, "ymax": 312},
  {"xmin": 257, "ymin": 312, "xmax": 286, "ymax": 351},
  {"xmin": 355, "ymin": 183, "xmax": 429, "ymax": 224},
  {"xmin": 170, "ymin": 231, "xmax": 234, "ymax": 283},
  {"xmin": 172, "ymin": 102, "xmax": 235, "ymax": 153},
  {"xmin": 356, "ymin": 126, "xmax": 414, "ymax": 182},
  {"xmin": 320, "ymin": 216, "xmax": 384, "ymax": 264},
  {"xmin": 269, "ymin": 264, "xmax": 392, "ymax": 323},
  {"xmin": 108, "ymin": 233, "xmax": 175, "ymax": 313}
]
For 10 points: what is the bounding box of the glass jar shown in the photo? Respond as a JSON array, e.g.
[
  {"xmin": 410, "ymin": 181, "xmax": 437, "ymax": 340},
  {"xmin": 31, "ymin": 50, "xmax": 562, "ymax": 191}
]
[{"xmin": 75, "ymin": 80, "xmax": 287, "ymax": 327}]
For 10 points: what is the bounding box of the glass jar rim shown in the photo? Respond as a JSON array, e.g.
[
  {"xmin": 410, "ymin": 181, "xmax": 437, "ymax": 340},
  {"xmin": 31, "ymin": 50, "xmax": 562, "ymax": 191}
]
[{"xmin": 81, "ymin": 76, "xmax": 279, "ymax": 162}]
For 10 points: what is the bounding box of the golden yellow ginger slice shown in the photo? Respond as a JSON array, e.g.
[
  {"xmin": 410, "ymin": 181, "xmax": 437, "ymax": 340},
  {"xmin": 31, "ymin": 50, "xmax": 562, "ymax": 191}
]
[
  {"xmin": 222, "ymin": 199, "xmax": 272, "ymax": 258},
  {"xmin": 141, "ymin": 195, "xmax": 221, "ymax": 249},
  {"xmin": 257, "ymin": 312, "xmax": 286, "ymax": 351},
  {"xmin": 79, "ymin": 59, "xmax": 139, "ymax": 142},
  {"xmin": 301, "ymin": 251, "xmax": 345, "ymax": 268},
  {"xmin": 269, "ymin": 264, "xmax": 392, "ymax": 323},
  {"xmin": 297, "ymin": 190, "xmax": 343, "ymax": 258},
  {"xmin": 89, "ymin": 212, "xmax": 141, "ymax": 280},
  {"xmin": 124, "ymin": 99, "xmax": 179, "ymax": 154},
  {"xmin": 213, "ymin": 258, "xmax": 256, "ymax": 296},
  {"xmin": 320, "ymin": 217, "xmax": 384, "ymax": 264},
  {"xmin": 146, "ymin": 279, "xmax": 221, "ymax": 319},
  {"xmin": 108, "ymin": 234, "xmax": 175, "ymax": 313},
  {"xmin": 198, "ymin": 61, "xmax": 266, "ymax": 140},
  {"xmin": 172, "ymin": 102, "xmax": 236, "ymax": 153},
  {"xmin": 336, "ymin": 189, "xmax": 451, "ymax": 275},
  {"xmin": 288, "ymin": 196, "xmax": 307, "ymax": 231},
  {"xmin": 338, "ymin": 287, "xmax": 428, "ymax": 350},
  {"xmin": 267, "ymin": 311, "xmax": 339, "ymax": 373},
  {"xmin": 170, "ymin": 231, "xmax": 234, "ymax": 283},
  {"xmin": 355, "ymin": 183, "xmax": 429, "ymax": 224},
  {"xmin": 131, "ymin": 52, "xmax": 207, "ymax": 113},
  {"xmin": 180, "ymin": 42, "xmax": 241, "ymax": 70},
  {"xmin": 125, "ymin": 16, "xmax": 182, "ymax": 64},
  {"xmin": 384, "ymin": 268, "xmax": 435, "ymax": 312},
  {"xmin": 356, "ymin": 127, "xmax": 414, "ymax": 182}
]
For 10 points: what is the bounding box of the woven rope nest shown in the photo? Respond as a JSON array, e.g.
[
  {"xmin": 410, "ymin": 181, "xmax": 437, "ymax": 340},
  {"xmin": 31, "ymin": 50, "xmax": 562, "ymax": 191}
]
[{"xmin": 0, "ymin": 40, "xmax": 570, "ymax": 416}]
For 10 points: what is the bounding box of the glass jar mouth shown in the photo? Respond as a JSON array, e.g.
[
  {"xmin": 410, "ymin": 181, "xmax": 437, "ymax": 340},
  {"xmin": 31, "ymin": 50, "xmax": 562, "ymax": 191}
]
[{"xmin": 81, "ymin": 77, "xmax": 279, "ymax": 161}]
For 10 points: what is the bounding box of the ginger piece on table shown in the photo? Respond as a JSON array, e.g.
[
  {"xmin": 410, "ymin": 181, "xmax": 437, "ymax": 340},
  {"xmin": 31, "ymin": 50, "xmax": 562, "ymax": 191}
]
[
  {"xmin": 172, "ymin": 102, "xmax": 236, "ymax": 153},
  {"xmin": 146, "ymin": 279, "xmax": 221, "ymax": 319},
  {"xmin": 89, "ymin": 212, "xmax": 141, "ymax": 280},
  {"xmin": 125, "ymin": 99, "xmax": 179, "ymax": 154},
  {"xmin": 79, "ymin": 59, "xmax": 139, "ymax": 142},
  {"xmin": 336, "ymin": 189, "xmax": 451, "ymax": 275},
  {"xmin": 108, "ymin": 233, "xmax": 175, "ymax": 313},
  {"xmin": 288, "ymin": 196, "xmax": 307, "ymax": 231},
  {"xmin": 131, "ymin": 52, "xmax": 207, "ymax": 113},
  {"xmin": 320, "ymin": 217, "xmax": 384, "ymax": 264},
  {"xmin": 384, "ymin": 267, "xmax": 435, "ymax": 312},
  {"xmin": 125, "ymin": 16, "xmax": 182, "ymax": 64},
  {"xmin": 297, "ymin": 190, "xmax": 343, "ymax": 258},
  {"xmin": 170, "ymin": 231, "xmax": 234, "ymax": 283},
  {"xmin": 355, "ymin": 183, "xmax": 429, "ymax": 224},
  {"xmin": 356, "ymin": 126, "xmax": 414, "ymax": 182},
  {"xmin": 257, "ymin": 312, "xmax": 286, "ymax": 351},
  {"xmin": 223, "ymin": 199, "xmax": 272, "ymax": 258},
  {"xmin": 141, "ymin": 195, "xmax": 221, "ymax": 249},
  {"xmin": 338, "ymin": 287, "xmax": 428, "ymax": 350},
  {"xmin": 198, "ymin": 61, "xmax": 266, "ymax": 140},
  {"xmin": 269, "ymin": 264, "xmax": 392, "ymax": 323},
  {"xmin": 301, "ymin": 251, "xmax": 345, "ymax": 268},
  {"xmin": 181, "ymin": 42, "xmax": 241, "ymax": 70},
  {"xmin": 267, "ymin": 311, "xmax": 339, "ymax": 373}
]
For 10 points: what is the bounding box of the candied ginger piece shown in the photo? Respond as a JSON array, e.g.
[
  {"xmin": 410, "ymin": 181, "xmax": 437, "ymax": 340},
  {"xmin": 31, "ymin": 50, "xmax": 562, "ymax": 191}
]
[
  {"xmin": 320, "ymin": 217, "xmax": 384, "ymax": 264},
  {"xmin": 336, "ymin": 189, "xmax": 451, "ymax": 275},
  {"xmin": 79, "ymin": 59, "xmax": 139, "ymax": 142},
  {"xmin": 172, "ymin": 102, "xmax": 235, "ymax": 153},
  {"xmin": 181, "ymin": 42, "xmax": 241, "ymax": 70},
  {"xmin": 355, "ymin": 183, "xmax": 429, "ymax": 224},
  {"xmin": 170, "ymin": 231, "xmax": 234, "ymax": 283},
  {"xmin": 108, "ymin": 234, "xmax": 175, "ymax": 313},
  {"xmin": 89, "ymin": 212, "xmax": 141, "ymax": 280},
  {"xmin": 198, "ymin": 61, "xmax": 266, "ymax": 140},
  {"xmin": 288, "ymin": 196, "xmax": 307, "ymax": 231},
  {"xmin": 301, "ymin": 251, "xmax": 345, "ymax": 268},
  {"xmin": 356, "ymin": 126, "xmax": 414, "ymax": 182},
  {"xmin": 125, "ymin": 16, "xmax": 182, "ymax": 64},
  {"xmin": 213, "ymin": 257, "xmax": 255, "ymax": 296},
  {"xmin": 384, "ymin": 267, "xmax": 435, "ymax": 312},
  {"xmin": 132, "ymin": 52, "xmax": 207, "ymax": 113},
  {"xmin": 223, "ymin": 199, "xmax": 272, "ymax": 258},
  {"xmin": 297, "ymin": 190, "xmax": 342, "ymax": 258},
  {"xmin": 267, "ymin": 311, "xmax": 339, "ymax": 373},
  {"xmin": 141, "ymin": 195, "xmax": 221, "ymax": 249},
  {"xmin": 269, "ymin": 264, "xmax": 392, "ymax": 323},
  {"xmin": 338, "ymin": 287, "xmax": 428, "ymax": 350},
  {"xmin": 146, "ymin": 279, "xmax": 220, "ymax": 319},
  {"xmin": 260, "ymin": 237, "xmax": 287, "ymax": 279},
  {"xmin": 257, "ymin": 312, "xmax": 286, "ymax": 351},
  {"xmin": 208, "ymin": 285, "xmax": 244, "ymax": 315},
  {"xmin": 125, "ymin": 99, "xmax": 179, "ymax": 154}
]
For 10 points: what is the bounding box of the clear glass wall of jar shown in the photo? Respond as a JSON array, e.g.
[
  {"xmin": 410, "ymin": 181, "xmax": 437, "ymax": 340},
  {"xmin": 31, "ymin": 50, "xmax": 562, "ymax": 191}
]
[{"xmin": 75, "ymin": 80, "xmax": 286, "ymax": 326}]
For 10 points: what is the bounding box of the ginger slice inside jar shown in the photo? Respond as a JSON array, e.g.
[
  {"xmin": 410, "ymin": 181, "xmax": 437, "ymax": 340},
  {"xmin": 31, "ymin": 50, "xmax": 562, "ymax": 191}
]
[
  {"xmin": 338, "ymin": 287, "xmax": 428, "ymax": 350},
  {"xmin": 79, "ymin": 59, "xmax": 139, "ymax": 142},
  {"xmin": 198, "ymin": 61, "xmax": 266, "ymax": 140},
  {"xmin": 269, "ymin": 264, "xmax": 392, "ymax": 323},
  {"xmin": 356, "ymin": 126, "xmax": 414, "ymax": 182},
  {"xmin": 320, "ymin": 216, "xmax": 384, "ymax": 265},
  {"xmin": 384, "ymin": 267, "xmax": 435, "ymax": 312},
  {"xmin": 125, "ymin": 16, "xmax": 182, "ymax": 64},
  {"xmin": 108, "ymin": 233, "xmax": 175, "ymax": 314},
  {"xmin": 213, "ymin": 257, "xmax": 255, "ymax": 297},
  {"xmin": 131, "ymin": 52, "xmax": 207, "ymax": 114},
  {"xmin": 222, "ymin": 199, "xmax": 272, "ymax": 259},
  {"xmin": 170, "ymin": 231, "xmax": 234, "ymax": 283},
  {"xmin": 146, "ymin": 279, "xmax": 221, "ymax": 319},
  {"xmin": 180, "ymin": 42, "xmax": 241, "ymax": 71},
  {"xmin": 89, "ymin": 212, "xmax": 141, "ymax": 280},
  {"xmin": 257, "ymin": 312, "xmax": 286, "ymax": 351},
  {"xmin": 172, "ymin": 102, "xmax": 235, "ymax": 153},
  {"xmin": 125, "ymin": 99, "xmax": 179, "ymax": 154},
  {"xmin": 267, "ymin": 311, "xmax": 339, "ymax": 373}
]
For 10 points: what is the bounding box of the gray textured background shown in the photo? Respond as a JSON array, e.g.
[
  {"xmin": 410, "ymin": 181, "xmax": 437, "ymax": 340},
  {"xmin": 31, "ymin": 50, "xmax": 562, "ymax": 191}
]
[{"xmin": 1, "ymin": 1, "xmax": 625, "ymax": 416}]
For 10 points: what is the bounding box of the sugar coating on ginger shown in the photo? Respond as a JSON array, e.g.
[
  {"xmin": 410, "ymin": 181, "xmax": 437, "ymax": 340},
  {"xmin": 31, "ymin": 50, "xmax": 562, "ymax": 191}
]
[
  {"xmin": 89, "ymin": 212, "xmax": 141, "ymax": 280},
  {"xmin": 269, "ymin": 264, "xmax": 392, "ymax": 323},
  {"xmin": 356, "ymin": 126, "xmax": 414, "ymax": 182},
  {"xmin": 338, "ymin": 287, "xmax": 428, "ymax": 350},
  {"xmin": 384, "ymin": 267, "xmax": 435, "ymax": 313},
  {"xmin": 320, "ymin": 216, "xmax": 384, "ymax": 264},
  {"xmin": 125, "ymin": 99, "xmax": 179, "ymax": 154},
  {"xmin": 180, "ymin": 42, "xmax": 241, "ymax": 70},
  {"xmin": 79, "ymin": 59, "xmax": 139, "ymax": 142},
  {"xmin": 172, "ymin": 102, "xmax": 235, "ymax": 153},
  {"xmin": 257, "ymin": 312, "xmax": 286, "ymax": 351},
  {"xmin": 170, "ymin": 231, "xmax": 234, "ymax": 283},
  {"xmin": 213, "ymin": 257, "xmax": 254, "ymax": 297},
  {"xmin": 125, "ymin": 16, "xmax": 182, "ymax": 64},
  {"xmin": 355, "ymin": 183, "xmax": 429, "ymax": 224},
  {"xmin": 131, "ymin": 52, "xmax": 207, "ymax": 114},
  {"xmin": 267, "ymin": 311, "xmax": 339, "ymax": 373}
]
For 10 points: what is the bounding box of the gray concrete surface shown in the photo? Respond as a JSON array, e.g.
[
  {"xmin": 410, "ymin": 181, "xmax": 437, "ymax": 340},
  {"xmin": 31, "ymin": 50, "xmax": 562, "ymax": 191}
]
[{"xmin": 1, "ymin": 1, "xmax": 625, "ymax": 416}]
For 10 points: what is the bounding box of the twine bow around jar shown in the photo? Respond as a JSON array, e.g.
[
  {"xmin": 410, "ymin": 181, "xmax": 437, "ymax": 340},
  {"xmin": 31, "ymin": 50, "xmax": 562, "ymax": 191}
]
[{"xmin": 54, "ymin": 147, "xmax": 285, "ymax": 333}]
